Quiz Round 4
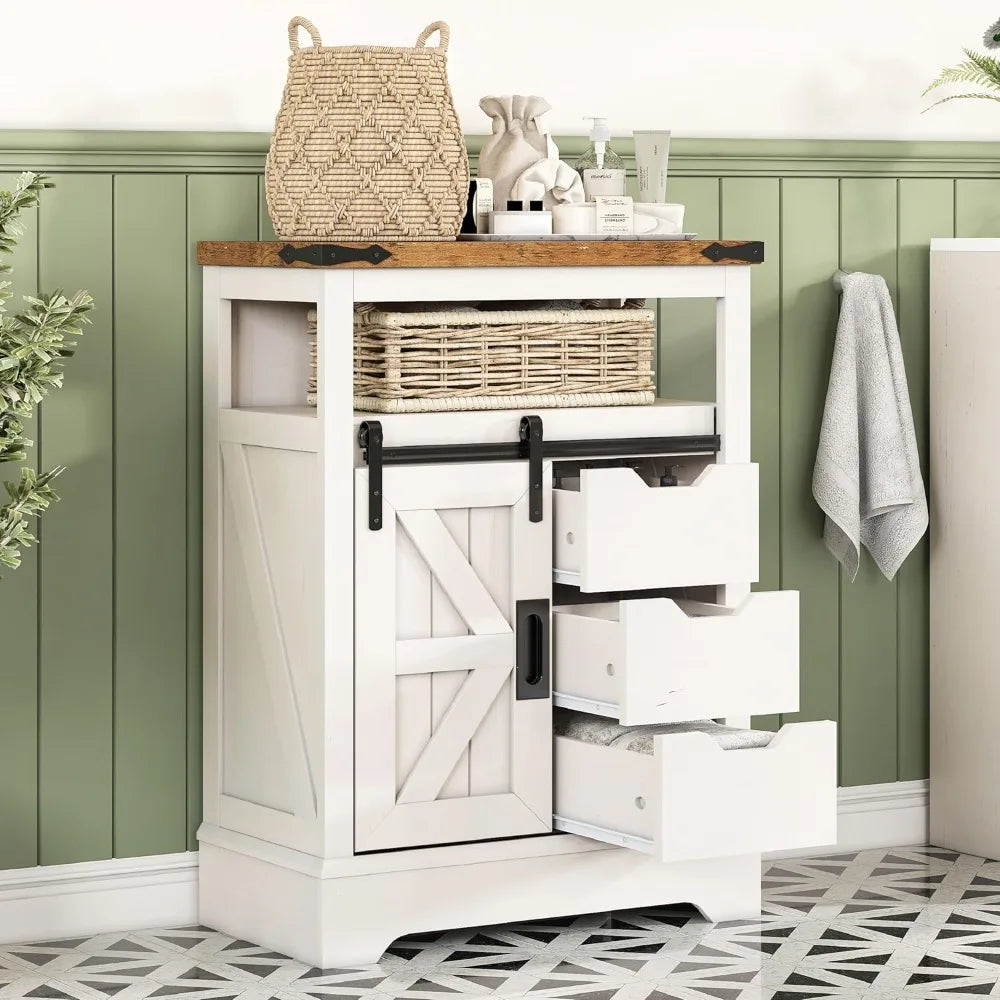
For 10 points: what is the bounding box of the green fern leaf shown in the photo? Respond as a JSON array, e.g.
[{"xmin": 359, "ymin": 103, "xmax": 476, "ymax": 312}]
[
  {"xmin": 962, "ymin": 48, "xmax": 1000, "ymax": 89},
  {"xmin": 923, "ymin": 64, "xmax": 986, "ymax": 94},
  {"xmin": 923, "ymin": 57, "xmax": 1000, "ymax": 95},
  {"xmin": 923, "ymin": 91, "xmax": 1000, "ymax": 112}
]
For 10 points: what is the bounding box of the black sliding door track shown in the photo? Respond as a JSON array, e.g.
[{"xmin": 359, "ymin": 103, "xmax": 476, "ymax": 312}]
[{"xmin": 359, "ymin": 415, "xmax": 720, "ymax": 530}]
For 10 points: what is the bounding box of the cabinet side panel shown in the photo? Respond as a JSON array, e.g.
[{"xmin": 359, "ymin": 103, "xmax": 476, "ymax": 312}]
[
  {"xmin": 220, "ymin": 444, "xmax": 321, "ymax": 829},
  {"xmin": 187, "ymin": 174, "xmax": 260, "ymax": 848},
  {"xmin": 930, "ymin": 249, "xmax": 1000, "ymax": 856}
]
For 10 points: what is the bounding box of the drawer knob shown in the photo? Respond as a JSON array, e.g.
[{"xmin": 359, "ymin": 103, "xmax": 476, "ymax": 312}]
[
  {"xmin": 606, "ymin": 663, "xmax": 615, "ymax": 676},
  {"xmin": 635, "ymin": 796, "xmax": 646, "ymax": 810},
  {"xmin": 566, "ymin": 532, "xmax": 575, "ymax": 545}
]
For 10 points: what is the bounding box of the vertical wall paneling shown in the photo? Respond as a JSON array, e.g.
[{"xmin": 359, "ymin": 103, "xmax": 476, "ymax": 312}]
[
  {"xmin": 657, "ymin": 178, "xmax": 720, "ymax": 402},
  {"xmin": 955, "ymin": 180, "xmax": 1000, "ymax": 237},
  {"xmin": 37, "ymin": 174, "xmax": 115, "ymax": 865},
  {"xmin": 113, "ymin": 174, "xmax": 189, "ymax": 856},
  {"xmin": 0, "ymin": 174, "xmax": 40, "ymax": 869},
  {"xmin": 896, "ymin": 179, "xmax": 952, "ymax": 781},
  {"xmin": 778, "ymin": 179, "xmax": 842, "ymax": 739},
  {"xmin": 837, "ymin": 178, "xmax": 900, "ymax": 787},
  {"xmin": 720, "ymin": 178, "xmax": 782, "ymax": 731},
  {"xmin": 185, "ymin": 174, "xmax": 260, "ymax": 848},
  {"xmin": 0, "ymin": 135, "xmax": 979, "ymax": 872}
]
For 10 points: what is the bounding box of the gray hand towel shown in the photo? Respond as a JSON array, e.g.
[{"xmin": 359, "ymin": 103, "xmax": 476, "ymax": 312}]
[
  {"xmin": 812, "ymin": 271, "xmax": 928, "ymax": 581},
  {"xmin": 552, "ymin": 709, "xmax": 775, "ymax": 755}
]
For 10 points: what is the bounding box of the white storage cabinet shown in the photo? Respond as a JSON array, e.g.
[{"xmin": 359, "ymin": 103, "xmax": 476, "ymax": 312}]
[
  {"xmin": 197, "ymin": 239, "xmax": 837, "ymax": 968},
  {"xmin": 930, "ymin": 239, "xmax": 1000, "ymax": 859}
]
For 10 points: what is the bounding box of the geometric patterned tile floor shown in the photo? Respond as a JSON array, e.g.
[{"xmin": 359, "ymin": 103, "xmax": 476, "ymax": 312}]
[{"xmin": 3, "ymin": 847, "xmax": 1000, "ymax": 1000}]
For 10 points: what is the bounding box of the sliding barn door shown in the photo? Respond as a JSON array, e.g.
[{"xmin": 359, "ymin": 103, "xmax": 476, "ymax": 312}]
[{"xmin": 355, "ymin": 461, "xmax": 552, "ymax": 852}]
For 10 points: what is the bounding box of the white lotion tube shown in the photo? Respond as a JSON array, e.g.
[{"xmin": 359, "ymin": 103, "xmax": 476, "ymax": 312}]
[{"xmin": 633, "ymin": 130, "xmax": 671, "ymax": 203}]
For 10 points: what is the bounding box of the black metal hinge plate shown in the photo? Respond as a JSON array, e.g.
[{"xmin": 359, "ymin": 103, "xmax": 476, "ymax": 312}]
[
  {"xmin": 519, "ymin": 415, "xmax": 544, "ymax": 523},
  {"xmin": 700, "ymin": 241, "xmax": 764, "ymax": 264},
  {"xmin": 359, "ymin": 420, "xmax": 383, "ymax": 530},
  {"xmin": 278, "ymin": 243, "xmax": 391, "ymax": 267}
]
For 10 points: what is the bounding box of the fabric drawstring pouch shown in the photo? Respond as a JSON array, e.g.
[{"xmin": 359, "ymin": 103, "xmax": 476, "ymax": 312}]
[{"xmin": 477, "ymin": 95, "xmax": 553, "ymax": 208}]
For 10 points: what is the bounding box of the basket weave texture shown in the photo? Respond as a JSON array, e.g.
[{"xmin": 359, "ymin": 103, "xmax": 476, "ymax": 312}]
[
  {"xmin": 265, "ymin": 17, "xmax": 470, "ymax": 240},
  {"xmin": 307, "ymin": 307, "xmax": 656, "ymax": 413}
]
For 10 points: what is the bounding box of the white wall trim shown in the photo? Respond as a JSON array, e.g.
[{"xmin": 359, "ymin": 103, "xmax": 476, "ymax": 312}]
[
  {"xmin": 837, "ymin": 777, "xmax": 929, "ymax": 847},
  {"xmin": 769, "ymin": 779, "xmax": 930, "ymax": 860},
  {"xmin": 0, "ymin": 780, "xmax": 928, "ymax": 945},
  {"xmin": 0, "ymin": 851, "xmax": 198, "ymax": 945}
]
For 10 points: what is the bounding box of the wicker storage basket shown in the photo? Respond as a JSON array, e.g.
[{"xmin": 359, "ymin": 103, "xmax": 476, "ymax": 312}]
[
  {"xmin": 307, "ymin": 307, "xmax": 656, "ymax": 412},
  {"xmin": 265, "ymin": 17, "xmax": 469, "ymax": 241}
]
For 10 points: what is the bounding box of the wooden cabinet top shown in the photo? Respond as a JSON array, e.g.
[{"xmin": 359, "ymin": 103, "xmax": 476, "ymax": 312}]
[{"xmin": 196, "ymin": 239, "xmax": 764, "ymax": 270}]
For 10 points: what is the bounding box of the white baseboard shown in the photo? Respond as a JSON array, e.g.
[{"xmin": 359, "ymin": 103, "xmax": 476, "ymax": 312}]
[
  {"xmin": 0, "ymin": 851, "xmax": 198, "ymax": 946},
  {"xmin": 836, "ymin": 777, "xmax": 930, "ymax": 850},
  {"xmin": 768, "ymin": 778, "xmax": 930, "ymax": 860},
  {"xmin": 0, "ymin": 780, "xmax": 928, "ymax": 945}
]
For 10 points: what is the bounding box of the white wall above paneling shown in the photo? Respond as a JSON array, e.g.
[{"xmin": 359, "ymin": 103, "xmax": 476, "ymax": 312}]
[{"xmin": 5, "ymin": 1, "xmax": 1000, "ymax": 138}]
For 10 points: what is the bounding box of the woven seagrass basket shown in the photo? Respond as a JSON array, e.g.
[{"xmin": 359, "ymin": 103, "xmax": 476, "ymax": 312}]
[
  {"xmin": 265, "ymin": 17, "xmax": 470, "ymax": 240},
  {"xmin": 306, "ymin": 307, "xmax": 656, "ymax": 413}
]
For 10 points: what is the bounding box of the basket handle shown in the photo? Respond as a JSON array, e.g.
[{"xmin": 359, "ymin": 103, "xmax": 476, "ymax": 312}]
[
  {"xmin": 415, "ymin": 21, "xmax": 449, "ymax": 52},
  {"xmin": 288, "ymin": 16, "xmax": 322, "ymax": 52}
]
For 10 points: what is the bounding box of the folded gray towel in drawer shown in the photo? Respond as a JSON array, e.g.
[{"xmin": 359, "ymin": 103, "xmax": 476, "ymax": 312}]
[{"xmin": 553, "ymin": 708, "xmax": 775, "ymax": 755}]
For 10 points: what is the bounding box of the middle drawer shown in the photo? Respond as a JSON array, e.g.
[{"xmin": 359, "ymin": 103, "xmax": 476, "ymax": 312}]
[{"xmin": 553, "ymin": 592, "xmax": 799, "ymax": 725}]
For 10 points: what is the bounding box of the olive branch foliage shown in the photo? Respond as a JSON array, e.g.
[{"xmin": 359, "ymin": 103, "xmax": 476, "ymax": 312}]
[{"xmin": 0, "ymin": 172, "xmax": 92, "ymax": 576}]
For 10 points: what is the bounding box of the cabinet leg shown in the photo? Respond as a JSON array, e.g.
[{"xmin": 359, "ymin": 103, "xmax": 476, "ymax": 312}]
[
  {"xmin": 690, "ymin": 856, "xmax": 763, "ymax": 922},
  {"xmin": 318, "ymin": 934, "xmax": 396, "ymax": 970}
]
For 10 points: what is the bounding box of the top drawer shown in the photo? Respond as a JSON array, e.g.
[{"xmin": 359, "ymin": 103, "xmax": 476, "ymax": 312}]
[{"xmin": 553, "ymin": 463, "xmax": 759, "ymax": 592}]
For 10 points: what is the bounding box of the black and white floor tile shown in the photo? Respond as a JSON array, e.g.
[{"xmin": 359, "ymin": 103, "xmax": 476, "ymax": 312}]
[{"xmin": 4, "ymin": 846, "xmax": 1000, "ymax": 999}]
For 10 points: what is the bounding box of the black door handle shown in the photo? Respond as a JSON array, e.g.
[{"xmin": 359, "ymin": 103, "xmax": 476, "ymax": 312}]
[{"xmin": 515, "ymin": 598, "xmax": 550, "ymax": 700}]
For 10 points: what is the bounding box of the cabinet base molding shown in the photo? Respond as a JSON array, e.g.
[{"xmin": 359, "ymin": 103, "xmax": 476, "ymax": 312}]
[
  {"xmin": 198, "ymin": 835, "xmax": 762, "ymax": 968},
  {"xmin": 0, "ymin": 784, "xmax": 926, "ymax": 951}
]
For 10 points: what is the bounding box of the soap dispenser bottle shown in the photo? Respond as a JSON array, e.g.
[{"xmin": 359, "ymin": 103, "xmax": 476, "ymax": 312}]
[{"xmin": 575, "ymin": 117, "xmax": 626, "ymax": 199}]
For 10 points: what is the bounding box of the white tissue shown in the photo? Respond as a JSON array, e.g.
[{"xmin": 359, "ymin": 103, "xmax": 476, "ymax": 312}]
[
  {"xmin": 633, "ymin": 203, "xmax": 685, "ymax": 234},
  {"xmin": 633, "ymin": 213, "xmax": 658, "ymax": 234},
  {"xmin": 510, "ymin": 159, "xmax": 586, "ymax": 210}
]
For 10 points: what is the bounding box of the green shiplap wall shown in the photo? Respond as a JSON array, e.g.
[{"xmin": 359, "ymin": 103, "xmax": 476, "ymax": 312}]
[{"xmin": 0, "ymin": 130, "xmax": 994, "ymax": 871}]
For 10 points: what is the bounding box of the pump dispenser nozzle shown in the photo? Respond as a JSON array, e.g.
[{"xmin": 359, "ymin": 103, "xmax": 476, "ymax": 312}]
[
  {"xmin": 585, "ymin": 117, "xmax": 612, "ymax": 141},
  {"xmin": 584, "ymin": 116, "xmax": 611, "ymax": 170},
  {"xmin": 575, "ymin": 117, "xmax": 626, "ymax": 199}
]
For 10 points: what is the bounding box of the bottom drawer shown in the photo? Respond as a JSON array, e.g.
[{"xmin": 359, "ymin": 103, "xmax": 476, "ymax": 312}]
[{"xmin": 553, "ymin": 712, "xmax": 836, "ymax": 863}]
